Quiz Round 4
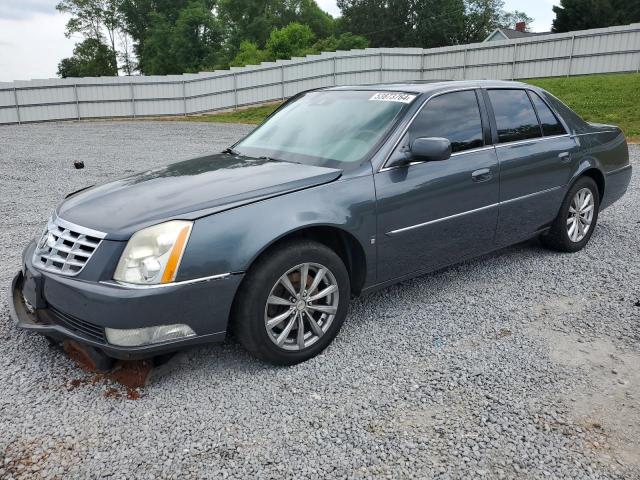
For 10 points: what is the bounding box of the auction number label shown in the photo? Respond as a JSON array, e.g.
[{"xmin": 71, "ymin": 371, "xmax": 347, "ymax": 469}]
[{"xmin": 369, "ymin": 93, "xmax": 416, "ymax": 103}]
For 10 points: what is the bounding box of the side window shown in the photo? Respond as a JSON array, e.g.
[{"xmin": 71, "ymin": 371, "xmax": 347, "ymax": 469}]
[
  {"xmin": 488, "ymin": 89, "xmax": 542, "ymax": 143},
  {"xmin": 529, "ymin": 91, "xmax": 566, "ymax": 136},
  {"xmin": 408, "ymin": 90, "xmax": 484, "ymax": 153}
]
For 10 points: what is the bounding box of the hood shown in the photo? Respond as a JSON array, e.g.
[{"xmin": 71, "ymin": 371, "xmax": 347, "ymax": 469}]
[{"xmin": 57, "ymin": 154, "xmax": 342, "ymax": 240}]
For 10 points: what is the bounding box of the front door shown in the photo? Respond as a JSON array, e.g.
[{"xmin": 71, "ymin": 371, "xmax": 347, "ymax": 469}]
[{"xmin": 374, "ymin": 89, "xmax": 500, "ymax": 283}]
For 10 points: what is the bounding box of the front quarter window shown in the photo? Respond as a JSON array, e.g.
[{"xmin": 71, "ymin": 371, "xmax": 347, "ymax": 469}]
[{"xmin": 234, "ymin": 90, "xmax": 415, "ymax": 167}]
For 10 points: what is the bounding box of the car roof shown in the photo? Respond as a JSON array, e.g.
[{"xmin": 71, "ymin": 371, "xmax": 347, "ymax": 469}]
[{"xmin": 324, "ymin": 80, "xmax": 535, "ymax": 95}]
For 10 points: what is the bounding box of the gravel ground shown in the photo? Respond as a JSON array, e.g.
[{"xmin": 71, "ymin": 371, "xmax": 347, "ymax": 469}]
[{"xmin": 0, "ymin": 121, "xmax": 638, "ymax": 480}]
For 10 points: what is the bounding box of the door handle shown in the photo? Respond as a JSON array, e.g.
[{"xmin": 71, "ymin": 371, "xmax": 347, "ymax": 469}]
[
  {"xmin": 471, "ymin": 168, "xmax": 493, "ymax": 183},
  {"xmin": 558, "ymin": 152, "xmax": 571, "ymax": 162}
]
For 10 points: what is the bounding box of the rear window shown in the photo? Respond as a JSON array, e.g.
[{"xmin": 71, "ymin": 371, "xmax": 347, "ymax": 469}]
[
  {"xmin": 488, "ymin": 89, "xmax": 542, "ymax": 143},
  {"xmin": 529, "ymin": 91, "xmax": 566, "ymax": 137},
  {"xmin": 543, "ymin": 92, "xmax": 588, "ymax": 132}
]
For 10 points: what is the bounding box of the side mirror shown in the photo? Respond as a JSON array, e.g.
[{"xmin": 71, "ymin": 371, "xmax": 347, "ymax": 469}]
[{"xmin": 411, "ymin": 137, "xmax": 452, "ymax": 162}]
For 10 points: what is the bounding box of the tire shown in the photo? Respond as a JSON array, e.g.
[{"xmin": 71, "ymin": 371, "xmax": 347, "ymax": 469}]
[
  {"xmin": 232, "ymin": 239, "xmax": 350, "ymax": 365},
  {"xmin": 541, "ymin": 176, "xmax": 600, "ymax": 253}
]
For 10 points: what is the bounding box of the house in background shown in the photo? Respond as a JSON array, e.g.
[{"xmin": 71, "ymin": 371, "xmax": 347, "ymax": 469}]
[{"xmin": 483, "ymin": 22, "xmax": 550, "ymax": 42}]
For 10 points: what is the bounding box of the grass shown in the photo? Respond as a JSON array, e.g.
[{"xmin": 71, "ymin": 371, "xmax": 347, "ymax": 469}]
[
  {"xmin": 178, "ymin": 72, "xmax": 640, "ymax": 141},
  {"xmin": 181, "ymin": 102, "xmax": 282, "ymax": 125}
]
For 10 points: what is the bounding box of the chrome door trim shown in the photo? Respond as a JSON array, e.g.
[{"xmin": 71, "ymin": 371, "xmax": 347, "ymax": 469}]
[
  {"xmin": 499, "ymin": 185, "xmax": 563, "ymax": 205},
  {"xmin": 385, "ymin": 185, "xmax": 564, "ymax": 237},
  {"xmin": 385, "ymin": 202, "xmax": 499, "ymax": 237}
]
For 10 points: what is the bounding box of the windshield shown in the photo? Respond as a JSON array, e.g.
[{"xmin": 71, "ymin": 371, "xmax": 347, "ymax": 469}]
[{"xmin": 234, "ymin": 90, "xmax": 415, "ymax": 168}]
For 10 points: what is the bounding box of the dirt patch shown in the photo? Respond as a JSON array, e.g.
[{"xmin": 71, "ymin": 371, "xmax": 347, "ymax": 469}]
[
  {"xmin": 531, "ymin": 325, "xmax": 640, "ymax": 468},
  {"xmin": 1, "ymin": 437, "xmax": 80, "ymax": 479},
  {"xmin": 63, "ymin": 345, "xmax": 153, "ymax": 400}
]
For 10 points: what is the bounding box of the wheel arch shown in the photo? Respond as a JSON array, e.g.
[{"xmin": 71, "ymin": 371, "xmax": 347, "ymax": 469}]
[
  {"xmin": 578, "ymin": 167, "xmax": 605, "ymax": 201},
  {"xmin": 244, "ymin": 225, "xmax": 368, "ymax": 296}
]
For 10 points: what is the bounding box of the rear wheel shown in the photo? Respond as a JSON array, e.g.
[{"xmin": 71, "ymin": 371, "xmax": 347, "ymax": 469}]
[
  {"xmin": 232, "ymin": 240, "xmax": 350, "ymax": 365},
  {"xmin": 541, "ymin": 176, "xmax": 600, "ymax": 252}
]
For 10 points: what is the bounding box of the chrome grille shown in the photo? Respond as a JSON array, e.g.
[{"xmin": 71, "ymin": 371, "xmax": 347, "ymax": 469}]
[{"xmin": 32, "ymin": 216, "xmax": 106, "ymax": 276}]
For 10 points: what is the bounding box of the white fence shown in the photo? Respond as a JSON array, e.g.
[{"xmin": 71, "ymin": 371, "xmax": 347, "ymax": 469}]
[{"xmin": 1, "ymin": 23, "xmax": 639, "ymax": 125}]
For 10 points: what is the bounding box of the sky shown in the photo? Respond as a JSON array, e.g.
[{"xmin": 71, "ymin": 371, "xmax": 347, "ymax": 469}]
[{"xmin": 0, "ymin": 0, "xmax": 560, "ymax": 82}]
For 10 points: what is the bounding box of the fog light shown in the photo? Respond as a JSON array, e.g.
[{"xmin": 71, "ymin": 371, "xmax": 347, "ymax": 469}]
[{"xmin": 105, "ymin": 324, "xmax": 196, "ymax": 347}]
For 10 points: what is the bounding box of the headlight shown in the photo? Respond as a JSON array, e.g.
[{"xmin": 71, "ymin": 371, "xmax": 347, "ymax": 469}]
[{"xmin": 114, "ymin": 220, "xmax": 193, "ymax": 285}]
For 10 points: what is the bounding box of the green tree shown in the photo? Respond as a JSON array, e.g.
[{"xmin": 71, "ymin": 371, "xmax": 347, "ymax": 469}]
[
  {"xmin": 462, "ymin": 0, "xmax": 534, "ymax": 43},
  {"xmin": 500, "ymin": 10, "xmax": 534, "ymax": 30},
  {"xmin": 56, "ymin": 0, "xmax": 123, "ymax": 55},
  {"xmin": 218, "ymin": 0, "xmax": 336, "ymax": 55},
  {"xmin": 217, "ymin": 0, "xmax": 277, "ymax": 50},
  {"xmin": 279, "ymin": 0, "xmax": 335, "ymax": 39},
  {"xmin": 229, "ymin": 41, "xmax": 269, "ymax": 67},
  {"xmin": 170, "ymin": 1, "xmax": 225, "ymax": 71},
  {"xmin": 414, "ymin": 0, "xmax": 467, "ymax": 48},
  {"xmin": 552, "ymin": 0, "xmax": 640, "ymax": 33},
  {"xmin": 118, "ymin": 0, "xmax": 193, "ymax": 72},
  {"xmin": 57, "ymin": 38, "xmax": 118, "ymax": 77},
  {"xmin": 141, "ymin": 13, "xmax": 177, "ymax": 74},
  {"xmin": 338, "ymin": 0, "xmax": 536, "ymax": 47},
  {"xmin": 140, "ymin": 0, "xmax": 224, "ymax": 74},
  {"xmin": 312, "ymin": 32, "xmax": 369, "ymax": 52},
  {"xmin": 266, "ymin": 22, "xmax": 316, "ymax": 59},
  {"xmin": 336, "ymin": 0, "xmax": 414, "ymax": 47}
]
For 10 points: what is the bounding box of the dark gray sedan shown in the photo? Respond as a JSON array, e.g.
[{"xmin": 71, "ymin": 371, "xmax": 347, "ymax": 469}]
[{"xmin": 10, "ymin": 80, "xmax": 632, "ymax": 366}]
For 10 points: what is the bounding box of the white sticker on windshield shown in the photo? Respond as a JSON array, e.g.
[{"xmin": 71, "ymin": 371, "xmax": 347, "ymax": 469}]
[{"xmin": 369, "ymin": 92, "xmax": 416, "ymax": 103}]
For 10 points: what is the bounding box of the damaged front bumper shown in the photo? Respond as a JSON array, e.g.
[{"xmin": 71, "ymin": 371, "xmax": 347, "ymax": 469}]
[{"xmin": 10, "ymin": 241, "xmax": 243, "ymax": 360}]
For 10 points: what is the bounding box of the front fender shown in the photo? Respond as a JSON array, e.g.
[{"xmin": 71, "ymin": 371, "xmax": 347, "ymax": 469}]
[{"xmin": 177, "ymin": 174, "xmax": 377, "ymax": 284}]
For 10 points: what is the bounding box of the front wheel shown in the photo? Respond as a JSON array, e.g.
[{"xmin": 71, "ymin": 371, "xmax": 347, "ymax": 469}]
[
  {"xmin": 541, "ymin": 176, "xmax": 600, "ymax": 252},
  {"xmin": 232, "ymin": 240, "xmax": 350, "ymax": 365}
]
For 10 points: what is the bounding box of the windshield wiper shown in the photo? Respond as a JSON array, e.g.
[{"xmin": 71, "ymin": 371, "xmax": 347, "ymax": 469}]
[
  {"xmin": 260, "ymin": 156, "xmax": 300, "ymax": 164},
  {"xmin": 222, "ymin": 147, "xmax": 240, "ymax": 155}
]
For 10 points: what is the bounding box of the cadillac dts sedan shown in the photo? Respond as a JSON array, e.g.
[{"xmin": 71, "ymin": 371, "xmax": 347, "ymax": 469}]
[{"xmin": 10, "ymin": 80, "xmax": 632, "ymax": 366}]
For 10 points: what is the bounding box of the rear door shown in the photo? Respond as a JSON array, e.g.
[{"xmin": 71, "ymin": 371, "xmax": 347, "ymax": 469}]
[
  {"xmin": 486, "ymin": 89, "xmax": 578, "ymax": 246},
  {"xmin": 374, "ymin": 89, "xmax": 499, "ymax": 282}
]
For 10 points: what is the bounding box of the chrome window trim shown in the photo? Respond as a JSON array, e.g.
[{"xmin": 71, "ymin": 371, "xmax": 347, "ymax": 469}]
[
  {"xmin": 571, "ymin": 131, "xmax": 608, "ymax": 138},
  {"xmin": 100, "ymin": 272, "xmax": 235, "ymax": 290},
  {"xmin": 378, "ymin": 86, "xmax": 577, "ymax": 173},
  {"xmin": 379, "ymin": 145, "xmax": 496, "ymax": 172},
  {"xmin": 385, "ymin": 185, "xmax": 564, "ymax": 237},
  {"xmin": 378, "ymin": 87, "xmax": 481, "ymax": 172},
  {"xmin": 493, "ymin": 133, "xmax": 572, "ymax": 149},
  {"xmin": 526, "ymin": 89, "xmax": 570, "ymax": 137},
  {"xmin": 379, "ymin": 134, "xmax": 573, "ymax": 173},
  {"xmin": 486, "ymin": 86, "xmax": 573, "ymax": 134}
]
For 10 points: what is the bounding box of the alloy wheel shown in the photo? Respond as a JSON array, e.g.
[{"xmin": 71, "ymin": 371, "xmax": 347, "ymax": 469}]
[
  {"xmin": 567, "ymin": 187, "xmax": 595, "ymax": 243},
  {"xmin": 264, "ymin": 262, "xmax": 339, "ymax": 351}
]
